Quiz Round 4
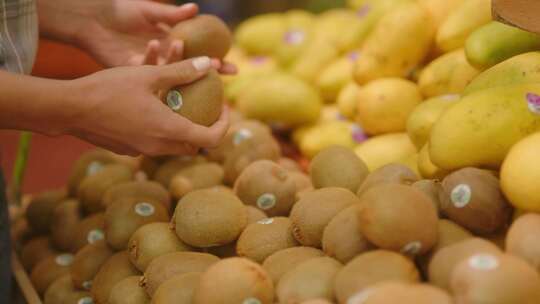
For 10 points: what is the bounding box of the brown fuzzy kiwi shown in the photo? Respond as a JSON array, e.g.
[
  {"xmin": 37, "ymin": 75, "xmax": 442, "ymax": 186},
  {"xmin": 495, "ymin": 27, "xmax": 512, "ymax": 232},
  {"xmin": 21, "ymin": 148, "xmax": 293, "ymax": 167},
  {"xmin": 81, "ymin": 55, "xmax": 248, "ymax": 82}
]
[
  {"xmin": 411, "ymin": 179, "xmax": 443, "ymax": 215},
  {"xmin": 153, "ymin": 155, "xmax": 207, "ymax": 187},
  {"xmin": 224, "ymin": 139, "xmax": 282, "ymax": 185},
  {"xmin": 193, "ymin": 257, "xmax": 274, "ymax": 304},
  {"xmin": 277, "ymin": 256, "xmax": 342, "ymax": 303},
  {"xmin": 236, "ymin": 217, "xmax": 299, "ymax": 263},
  {"xmin": 141, "ymin": 251, "xmax": 219, "ymax": 297},
  {"xmin": 30, "ymin": 253, "xmax": 74, "ymax": 295},
  {"xmin": 451, "ymin": 253, "xmax": 540, "ymax": 304},
  {"xmin": 322, "ymin": 205, "xmax": 372, "ymax": 264},
  {"xmin": 70, "ymin": 240, "xmax": 114, "ymax": 291},
  {"xmin": 152, "ymin": 272, "xmax": 202, "ymax": 304},
  {"xmin": 20, "ymin": 237, "xmax": 57, "ymax": 271},
  {"xmin": 102, "ymin": 180, "xmax": 171, "ymax": 211},
  {"xmin": 91, "ymin": 251, "xmax": 140, "ymax": 304},
  {"xmin": 246, "ymin": 205, "xmax": 268, "ymax": 224},
  {"xmin": 428, "ymin": 237, "xmax": 501, "ymax": 291},
  {"xmin": 139, "ymin": 156, "xmax": 170, "ymax": 180},
  {"xmin": 77, "ymin": 163, "xmax": 134, "ymax": 214},
  {"xmin": 300, "ymin": 300, "xmax": 334, "ymax": 304},
  {"xmin": 234, "ymin": 160, "xmax": 297, "ymax": 217},
  {"xmin": 11, "ymin": 217, "xmax": 35, "ymax": 245},
  {"xmin": 169, "ymin": 162, "xmax": 225, "ymax": 200},
  {"xmin": 262, "ymin": 247, "xmax": 325, "ymax": 285},
  {"xmin": 173, "ymin": 188, "xmax": 247, "ymax": 247},
  {"xmin": 506, "ymin": 213, "xmax": 540, "ymax": 270},
  {"xmin": 357, "ymin": 164, "xmax": 419, "ymax": 196},
  {"xmin": 43, "ymin": 275, "xmax": 91, "ymax": 304},
  {"xmin": 108, "ymin": 276, "xmax": 150, "ymax": 304},
  {"xmin": 169, "ymin": 14, "xmax": 232, "ymax": 59},
  {"xmin": 310, "ymin": 146, "xmax": 370, "ymax": 193},
  {"xmin": 439, "ymin": 167, "xmax": 512, "ymax": 235},
  {"xmin": 67, "ymin": 149, "xmax": 117, "ymax": 196},
  {"xmin": 334, "ymin": 250, "xmax": 420, "ymax": 304},
  {"xmin": 71, "ymin": 213, "xmax": 106, "ymax": 253},
  {"xmin": 104, "ymin": 197, "xmax": 169, "ymax": 250},
  {"xmin": 357, "ymin": 183, "xmax": 438, "ymax": 256},
  {"xmin": 25, "ymin": 189, "xmax": 67, "ymax": 233},
  {"xmin": 485, "ymin": 226, "xmax": 508, "ymax": 250},
  {"xmin": 50, "ymin": 199, "xmax": 82, "ymax": 251},
  {"xmin": 288, "ymin": 171, "xmax": 313, "ymax": 193},
  {"xmin": 290, "ymin": 187, "xmax": 361, "ymax": 248},
  {"xmin": 278, "ymin": 157, "xmax": 303, "ymax": 172},
  {"xmin": 353, "ymin": 282, "xmax": 453, "ymax": 304},
  {"xmin": 128, "ymin": 222, "xmax": 193, "ymax": 272},
  {"xmin": 203, "ymin": 242, "xmax": 238, "ymax": 258}
]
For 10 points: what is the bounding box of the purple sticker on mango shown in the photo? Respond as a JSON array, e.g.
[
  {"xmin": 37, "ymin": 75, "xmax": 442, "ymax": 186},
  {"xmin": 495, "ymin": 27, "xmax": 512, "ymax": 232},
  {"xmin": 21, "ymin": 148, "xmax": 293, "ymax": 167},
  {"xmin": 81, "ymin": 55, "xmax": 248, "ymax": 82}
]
[
  {"xmin": 250, "ymin": 56, "xmax": 268, "ymax": 65},
  {"xmin": 357, "ymin": 4, "xmax": 371, "ymax": 18},
  {"xmin": 348, "ymin": 51, "xmax": 360, "ymax": 62},
  {"xmin": 526, "ymin": 93, "xmax": 540, "ymax": 114},
  {"xmin": 284, "ymin": 30, "xmax": 306, "ymax": 45},
  {"xmin": 351, "ymin": 124, "xmax": 368, "ymax": 143}
]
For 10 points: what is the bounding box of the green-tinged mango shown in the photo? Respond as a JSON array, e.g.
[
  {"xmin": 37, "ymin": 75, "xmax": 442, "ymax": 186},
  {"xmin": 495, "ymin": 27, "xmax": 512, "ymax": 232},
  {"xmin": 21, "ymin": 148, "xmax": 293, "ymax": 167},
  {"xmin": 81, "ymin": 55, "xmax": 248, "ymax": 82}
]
[
  {"xmin": 354, "ymin": 133, "xmax": 417, "ymax": 171},
  {"xmin": 337, "ymin": 82, "xmax": 361, "ymax": 120},
  {"xmin": 430, "ymin": 83, "xmax": 540, "ymax": 170},
  {"xmin": 235, "ymin": 14, "xmax": 287, "ymax": 55},
  {"xmin": 418, "ymin": 143, "xmax": 451, "ymax": 179},
  {"xmin": 299, "ymin": 121, "xmax": 367, "ymax": 159},
  {"xmin": 316, "ymin": 51, "xmax": 359, "ymax": 102}
]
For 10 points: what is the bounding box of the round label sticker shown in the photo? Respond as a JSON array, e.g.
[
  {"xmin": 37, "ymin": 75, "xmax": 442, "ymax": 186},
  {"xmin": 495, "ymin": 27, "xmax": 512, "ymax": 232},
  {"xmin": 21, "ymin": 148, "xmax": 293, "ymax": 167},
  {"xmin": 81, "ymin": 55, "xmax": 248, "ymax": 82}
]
[
  {"xmin": 250, "ymin": 56, "xmax": 268, "ymax": 65},
  {"xmin": 351, "ymin": 124, "xmax": 368, "ymax": 143},
  {"xmin": 87, "ymin": 229, "xmax": 105, "ymax": 244},
  {"xmin": 401, "ymin": 241, "xmax": 422, "ymax": 256},
  {"xmin": 468, "ymin": 254, "xmax": 499, "ymax": 271},
  {"xmin": 451, "ymin": 184, "xmax": 472, "ymax": 208},
  {"xmin": 135, "ymin": 202, "xmax": 155, "ymax": 217},
  {"xmin": 257, "ymin": 193, "xmax": 276, "ymax": 210},
  {"xmin": 347, "ymin": 289, "xmax": 372, "ymax": 304},
  {"xmin": 55, "ymin": 254, "xmax": 74, "ymax": 266},
  {"xmin": 243, "ymin": 298, "xmax": 262, "ymax": 304},
  {"xmin": 82, "ymin": 280, "xmax": 92, "ymax": 290},
  {"xmin": 348, "ymin": 51, "xmax": 360, "ymax": 62},
  {"xmin": 526, "ymin": 93, "xmax": 540, "ymax": 114},
  {"xmin": 257, "ymin": 218, "xmax": 274, "ymax": 225},
  {"xmin": 233, "ymin": 129, "xmax": 253, "ymax": 146},
  {"xmin": 356, "ymin": 4, "xmax": 371, "ymax": 18},
  {"xmin": 86, "ymin": 161, "xmax": 103, "ymax": 176},
  {"xmin": 284, "ymin": 30, "xmax": 306, "ymax": 45},
  {"xmin": 166, "ymin": 90, "xmax": 183, "ymax": 111},
  {"xmin": 78, "ymin": 297, "xmax": 94, "ymax": 304}
]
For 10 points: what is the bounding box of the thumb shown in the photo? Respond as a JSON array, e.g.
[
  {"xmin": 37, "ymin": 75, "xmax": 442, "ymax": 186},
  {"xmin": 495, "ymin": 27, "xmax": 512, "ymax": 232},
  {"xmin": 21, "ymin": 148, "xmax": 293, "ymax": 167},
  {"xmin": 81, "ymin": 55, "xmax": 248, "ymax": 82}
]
[
  {"xmin": 140, "ymin": 2, "xmax": 199, "ymax": 25},
  {"xmin": 152, "ymin": 56, "xmax": 212, "ymax": 90}
]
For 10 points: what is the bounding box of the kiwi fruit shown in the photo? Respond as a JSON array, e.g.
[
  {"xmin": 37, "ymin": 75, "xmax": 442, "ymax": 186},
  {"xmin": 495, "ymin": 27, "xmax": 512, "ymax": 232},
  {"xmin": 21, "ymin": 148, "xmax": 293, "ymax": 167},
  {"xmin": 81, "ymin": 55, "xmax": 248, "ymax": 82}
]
[
  {"xmin": 104, "ymin": 197, "xmax": 168, "ymax": 250},
  {"xmin": 20, "ymin": 237, "xmax": 57, "ymax": 271},
  {"xmin": 352, "ymin": 282, "xmax": 453, "ymax": 304},
  {"xmin": 67, "ymin": 149, "xmax": 117, "ymax": 196},
  {"xmin": 334, "ymin": 250, "xmax": 420, "ymax": 304},
  {"xmin": 310, "ymin": 146, "xmax": 369, "ymax": 193},
  {"xmin": 11, "ymin": 217, "xmax": 35, "ymax": 245},
  {"xmin": 91, "ymin": 251, "xmax": 140, "ymax": 304},
  {"xmin": 428, "ymin": 237, "xmax": 501, "ymax": 290},
  {"xmin": 169, "ymin": 14, "xmax": 232, "ymax": 59},
  {"xmin": 300, "ymin": 300, "xmax": 334, "ymax": 304},
  {"xmin": 128, "ymin": 222, "xmax": 193, "ymax": 272},
  {"xmin": 102, "ymin": 180, "xmax": 171, "ymax": 211},
  {"xmin": 290, "ymin": 188, "xmax": 361, "ymax": 248},
  {"xmin": 224, "ymin": 139, "xmax": 282, "ymax": 185},
  {"xmin": 70, "ymin": 240, "xmax": 114, "ymax": 291},
  {"xmin": 234, "ymin": 160, "xmax": 297, "ymax": 216},
  {"xmin": 78, "ymin": 163, "xmax": 134, "ymax": 214},
  {"xmin": 439, "ymin": 167, "xmax": 512, "ymax": 235},
  {"xmin": 357, "ymin": 183, "xmax": 438, "ymax": 256},
  {"xmin": 152, "ymin": 272, "xmax": 202, "ymax": 304},
  {"xmin": 25, "ymin": 189, "xmax": 67, "ymax": 233},
  {"xmin": 262, "ymin": 247, "xmax": 325, "ymax": 285},
  {"xmin": 322, "ymin": 205, "xmax": 372, "ymax": 264},
  {"xmin": 50, "ymin": 199, "xmax": 82, "ymax": 251},
  {"xmin": 30, "ymin": 253, "xmax": 74, "ymax": 295},
  {"xmin": 451, "ymin": 253, "xmax": 540, "ymax": 304},
  {"xmin": 141, "ymin": 251, "xmax": 219, "ymax": 296},
  {"xmin": 357, "ymin": 164, "xmax": 419, "ymax": 196},
  {"xmin": 139, "ymin": 156, "xmax": 170, "ymax": 180},
  {"xmin": 203, "ymin": 242, "xmax": 238, "ymax": 258},
  {"xmin": 288, "ymin": 171, "xmax": 313, "ymax": 194},
  {"xmin": 246, "ymin": 205, "xmax": 268, "ymax": 224},
  {"xmin": 411, "ymin": 179, "xmax": 442, "ymax": 215},
  {"xmin": 108, "ymin": 276, "xmax": 150, "ymax": 304},
  {"xmin": 278, "ymin": 157, "xmax": 303, "ymax": 172},
  {"xmin": 173, "ymin": 188, "xmax": 247, "ymax": 247},
  {"xmin": 153, "ymin": 155, "xmax": 207, "ymax": 187},
  {"xmin": 236, "ymin": 217, "xmax": 298, "ymax": 263},
  {"xmin": 506, "ymin": 213, "xmax": 540, "ymax": 270},
  {"xmin": 43, "ymin": 275, "xmax": 91, "ymax": 304},
  {"xmin": 193, "ymin": 257, "xmax": 274, "ymax": 304},
  {"xmin": 277, "ymin": 256, "xmax": 342, "ymax": 303},
  {"xmin": 169, "ymin": 162, "xmax": 225, "ymax": 199},
  {"xmin": 71, "ymin": 213, "xmax": 106, "ymax": 253}
]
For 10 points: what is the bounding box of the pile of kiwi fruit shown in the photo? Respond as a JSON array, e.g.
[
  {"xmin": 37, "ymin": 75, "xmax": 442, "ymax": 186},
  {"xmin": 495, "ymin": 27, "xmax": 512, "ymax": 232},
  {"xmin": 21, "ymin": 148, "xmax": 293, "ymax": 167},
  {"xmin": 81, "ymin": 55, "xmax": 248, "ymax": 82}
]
[{"xmin": 9, "ymin": 14, "xmax": 540, "ymax": 304}]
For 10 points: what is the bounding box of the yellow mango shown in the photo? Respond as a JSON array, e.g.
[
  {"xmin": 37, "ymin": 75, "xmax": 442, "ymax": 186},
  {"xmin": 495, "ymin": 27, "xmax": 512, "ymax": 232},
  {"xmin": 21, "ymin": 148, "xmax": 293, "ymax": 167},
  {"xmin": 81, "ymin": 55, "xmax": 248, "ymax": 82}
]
[
  {"xmin": 235, "ymin": 13, "xmax": 287, "ymax": 55},
  {"xmin": 316, "ymin": 51, "xmax": 360, "ymax": 102},
  {"xmin": 337, "ymin": 82, "xmax": 361, "ymax": 120},
  {"xmin": 347, "ymin": 0, "xmax": 368, "ymax": 9},
  {"xmin": 397, "ymin": 153, "xmax": 421, "ymax": 177},
  {"xmin": 418, "ymin": 143, "xmax": 450, "ymax": 179},
  {"xmin": 290, "ymin": 36, "xmax": 339, "ymax": 83},
  {"xmin": 224, "ymin": 57, "xmax": 280, "ymax": 103},
  {"xmin": 354, "ymin": 133, "xmax": 417, "ymax": 171},
  {"xmin": 273, "ymin": 10, "xmax": 316, "ymax": 67},
  {"xmin": 299, "ymin": 121, "xmax": 367, "ymax": 159},
  {"xmin": 418, "ymin": 0, "xmax": 465, "ymax": 29}
]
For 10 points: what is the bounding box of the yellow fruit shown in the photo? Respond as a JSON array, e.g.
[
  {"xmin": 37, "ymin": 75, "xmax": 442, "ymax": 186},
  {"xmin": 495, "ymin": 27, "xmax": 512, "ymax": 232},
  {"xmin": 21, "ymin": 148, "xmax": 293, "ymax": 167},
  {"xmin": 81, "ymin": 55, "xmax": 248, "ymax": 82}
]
[
  {"xmin": 397, "ymin": 153, "xmax": 421, "ymax": 177},
  {"xmin": 436, "ymin": 0, "xmax": 492, "ymax": 52},
  {"xmin": 299, "ymin": 121, "xmax": 367, "ymax": 159},
  {"xmin": 430, "ymin": 84, "xmax": 540, "ymax": 170},
  {"xmin": 356, "ymin": 78, "xmax": 422, "ymax": 135},
  {"xmin": 501, "ymin": 132, "xmax": 540, "ymax": 212},
  {"xmin": 354, "ymin": 133, "xmax": 417, "ymax": 171},
  {"xmin": 406, "ymin": 95, "xmax": 459, "ymax": 149},
  {"xmin": 418, "ymin": 49, "xmax": 480, "ymax": 98},
  {"xmin": 316, "ymin": 51, "xmax": 359, "ymax": 102},
  {"xmin": 235, "ymin": 14, "xmax": 287, "ymax": 55},
  {"xmin": 347, "ymin": 0, "xmax": 368, "ymax": 9},
  {"xmin": 273, "ymin": 10, "xmax": 316, "ymax": 68},
  {"xmin": 418, "ymin": 144, "xmax": 450, "ymax": 180},
  {"xmin": 418, "ymin": 0, "xmax": 465, "ymax": 29},
  {"xmin": 354, "ymin": 2, "xmax": 434, "ymax": 84},
  {"xmin": 225, "ymin": 66, "xmax": 280, "ymax": 104},
  {"xmin": 337, "ymin": 82, "xmax": 360, "ymax": 120},
  {"xmin": 237, "ymin": 74, "xmax": 322, "ymax": 128},
  {"xmin": 290, "ymin": 36, "xmax": 339, "ymax": 83}
]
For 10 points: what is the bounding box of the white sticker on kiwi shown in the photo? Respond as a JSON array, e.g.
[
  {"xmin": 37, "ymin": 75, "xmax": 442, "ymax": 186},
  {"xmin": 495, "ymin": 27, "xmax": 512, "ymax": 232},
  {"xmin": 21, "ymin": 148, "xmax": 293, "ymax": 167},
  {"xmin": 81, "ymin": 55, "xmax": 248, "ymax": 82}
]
[
  {"xmin": 134, "ymin": 202, "xmax": 155, "ymax": 217},
  {"xmin": 233, "ymin": 129, "xmax": 253, "ymax": 146},
  {"xmin": 243, "ymin": 298, "xmax": 262, "ymax": 304},
  {"xmin": 284, "ymin": 30, "xmax": 306, "ymax": 45},
  {"xmin": 82, "ymin": 280, "xmax": 92, "ymax": 290},
  {"xmin": 400, "ymin": 241, "xmax": 422, "ymax": 256},
  {"xmin": 347, "ymin": 289, "xmax": 373, "ymax": 304},
  {"xmin": 78, "ymin": 297, "xmax": 94, "ymax": 304},
  {"xmin": 166, "ymin": 90, "xmax": 183, "ymax": 111},
  {"xmin": 55, "ymin": 253, "xmax": 74, "ymax": 266},
  {"xmin": 257, "ymin": 218, "xmax": 274, "ymax": 225},
  {"xmin": 468, "ymin": 254, "xmax": 499, "ymax": 271},
  {"xmin": 86, "ymin": 161, "xmax": 103, "ymax": 176},
  {"xmin": 256, "ymin": 193, "xmax": 276, "ymax": 210},
  {"xmin": 87, "ymin": 229, "xmax": 105, "ymax": 244},
  {"xmin": 451, "ymin": 184, "xmax": 472, "ymax": 208},
  {"xmin": 526, "ymin": 92, "xmax": 540, "ymax": 114}
]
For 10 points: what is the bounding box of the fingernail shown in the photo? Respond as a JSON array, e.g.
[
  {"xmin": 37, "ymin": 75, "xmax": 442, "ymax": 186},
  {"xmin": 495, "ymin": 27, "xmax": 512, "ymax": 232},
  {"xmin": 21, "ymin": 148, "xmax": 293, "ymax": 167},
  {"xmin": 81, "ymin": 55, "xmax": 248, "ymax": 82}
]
[
  {"xmin": 181, "ymin": 3, "xmax": 197, "ymax": 10},
  {"xmin": 193, "ymin": 56, "xmax": 211, "ymax": 71}
]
